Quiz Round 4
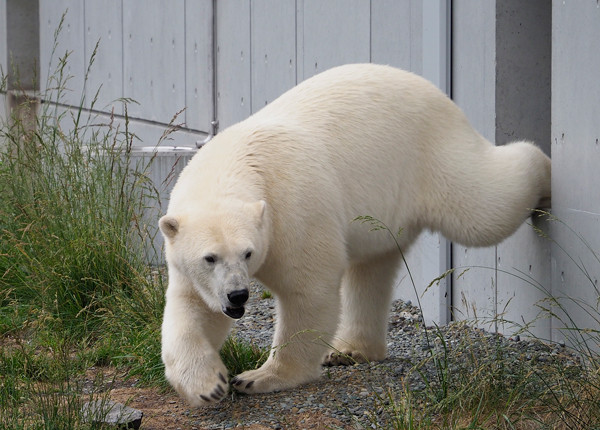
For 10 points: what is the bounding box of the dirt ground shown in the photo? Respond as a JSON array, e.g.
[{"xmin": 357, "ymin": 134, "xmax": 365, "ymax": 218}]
[
  {"xmin": 100, "ymin": 370, "xmax": 347, "ymax": 430},
  {"xmin": 109, "ymin": 386, "xmax": 347, "ymax": 429}
]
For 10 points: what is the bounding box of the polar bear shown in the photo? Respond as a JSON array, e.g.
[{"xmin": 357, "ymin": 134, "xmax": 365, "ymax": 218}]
[{"xmin": 159, "ymin": 63, "xmax": 551, "ymax": 406}]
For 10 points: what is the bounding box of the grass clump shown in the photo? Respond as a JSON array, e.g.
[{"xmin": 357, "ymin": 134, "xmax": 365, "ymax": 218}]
[
  {"xmin": 0, "ymin": 15, "xmax": 168, "ymax": 427},
  {"xmin": 356, "ymin": 215, "xmax": 600, "ymax": 429},
  {"xmin": 220, "ymin": 336, "xmax": 269, "ymax": 377}
]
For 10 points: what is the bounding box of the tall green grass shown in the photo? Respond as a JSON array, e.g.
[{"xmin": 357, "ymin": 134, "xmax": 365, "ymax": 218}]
[
  {"xmin": 0, "ymin": 14, "xmax": 168, "ymax": 427},
  {"xmin": 1, "ymin": 50, "xmax": 159, "ymax": 336},
  {"xmin": 0, "ymin": 14, "xmax": 267, "ymax": 427}
]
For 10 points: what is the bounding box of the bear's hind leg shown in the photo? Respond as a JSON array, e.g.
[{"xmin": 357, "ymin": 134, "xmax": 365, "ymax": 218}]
[{"xmin": 325, "ymin": 252, "xmax": 401, "ymax": 366}]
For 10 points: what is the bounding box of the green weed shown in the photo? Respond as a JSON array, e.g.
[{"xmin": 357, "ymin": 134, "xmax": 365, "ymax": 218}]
[{"xmin": 220, "ymin": 336, "xmax": 269, "ymax": 377}]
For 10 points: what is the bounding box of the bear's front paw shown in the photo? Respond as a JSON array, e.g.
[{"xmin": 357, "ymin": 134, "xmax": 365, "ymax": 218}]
[
  {"xmin": 172, "ymin": 369, "xmax": 229, "ymax": 407},
  {"xmin": 231, "ymin": 363, "xmax": 318, "ymax": 394},
  {"xmin": 164, "ymin": 352, "xmax": 230, "ymax": 407},
  {"xmin": 196, "ymin": 371, "xmax": 229, "ymax": 404}
]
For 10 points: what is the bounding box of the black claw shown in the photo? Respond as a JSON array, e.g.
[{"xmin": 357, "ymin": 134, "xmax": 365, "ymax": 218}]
[
  {"xmin": 210, "ymin": 392, "xmax": 221, "ymax": 401},
  {"xmin": 245, "ymin": 380, "xmax": 254, "ymax": 389},
  {"xmin": 200, "ymin": 394, "xmax": 211, "ymax": 403},
  {"xmin": 232, "ymin": 377, "xmax": 243, "ymax": 387},
  {"xmin": 215, "ymin": 384, "xmax": 225, "ymax": 395},
  {"xmin": 219, "ymin": 373, "xmax": 227, "ymax": 384}
]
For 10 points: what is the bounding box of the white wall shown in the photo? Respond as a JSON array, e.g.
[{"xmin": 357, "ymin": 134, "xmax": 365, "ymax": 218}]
[{"xmin": 551, "ymin": 1, "xmax": 600, "ymax": 346}]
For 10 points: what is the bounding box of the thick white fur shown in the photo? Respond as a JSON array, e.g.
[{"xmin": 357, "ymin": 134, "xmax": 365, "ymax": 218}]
[{"xmin": 159, "ymin": 64, "xmax": 551, "ymax": 406}]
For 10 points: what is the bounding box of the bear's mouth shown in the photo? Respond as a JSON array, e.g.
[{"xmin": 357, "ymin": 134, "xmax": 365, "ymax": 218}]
[{"xmin": 223, "ymin": 306, "xmax": 245, "ymax": 319}]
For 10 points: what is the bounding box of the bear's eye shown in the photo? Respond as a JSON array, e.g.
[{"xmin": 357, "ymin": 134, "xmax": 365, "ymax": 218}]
[
  {"xmin": 245, "ymin": 251, "xmax": 252, "ymax": 260},
  {"xmin": 204, "ymin": 254, "xmax": 217, "ymax": 264}
]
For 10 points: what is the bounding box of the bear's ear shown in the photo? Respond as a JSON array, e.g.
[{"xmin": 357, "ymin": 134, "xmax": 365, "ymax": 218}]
[
  {"xmin": 249, "ymin": 200, "xmax": 267, "ymax": 225},
  {"xmin": 159, "ymin": 215, "xmax": 180, "ymax": 239}
]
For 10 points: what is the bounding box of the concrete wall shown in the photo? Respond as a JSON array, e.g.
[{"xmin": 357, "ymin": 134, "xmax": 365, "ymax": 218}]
[
  {"xmin": 452, "ymin": 0, "xmax": 552, "ymax": 338},
  {"xmin": 1, "ymin": 0, "xmax": 40, "ymax": 134},
  {"xmin": 6, "ymin": 0, "xmax": 39, "ymax": 91},
  {"xmin": 551, "ymin": 1, "xmax": 600, "ymax": 346}
]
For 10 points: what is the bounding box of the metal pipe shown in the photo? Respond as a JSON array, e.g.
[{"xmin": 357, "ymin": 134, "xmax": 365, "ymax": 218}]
[{"xmin": 197, "ymin": 0, "xmax": 219, "ymax": 148}]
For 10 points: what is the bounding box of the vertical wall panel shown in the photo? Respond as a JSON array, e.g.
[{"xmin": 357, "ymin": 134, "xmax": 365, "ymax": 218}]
[
  {"xmin": 123, "ymin": 0, "xmax": 185, "ymax": 123},
  {"xmin": 0, "ymin": 0, "xmax": 6, "ymax": 75},
  {"xmin": 451, "ymin": 1, "xmax": 496, "ymax": 142},
  {"xmin": 396, "ymin": 232, "xmax": 452, "ymax": 324},
  {"xmin": 39, "ymin": 0, "xmax": 85, "ymax": 106},
  {"xmin": 451, "ymin": 0, "xmax": 498, "ymax": 328},
  {"xmin": 496, "ymin": 220, "xmax": 552, "ymax": 338},
  {"xmin": 250, "ymin": 0, "xmax": 296, "ymax": 113},
  {"xmin": 371, "ymin": 0, "xmax": 421, "ymax": 72},
  {"xmin": 550, "ymin": 209, "xmax": 600, "ymax": 346},
  {"xmin": 184, "ymin": 0, "xmax": 213, "ymax": 132},
  {"xmin": 0, "ymin": 0, "xmax": 6, "ymax": 123},
  {"xmin": 216, "ymin": 0, "xmax": 251, "ymax": 130},
  {"xmin": 6, "ymin": 0, "xmax": 39, "ymax": 91},
  {"xmin": 494, "ymin": 1, "xmax": 552, "ymax": 339},
  {"xmin": 301, "ymin": 0, "xmax": 370, "ymax": 80},
  {"xmin": 84, "ymin": 0, "xmax": 123, "ymax": 113},
  {"xmin": 552, "ymin": 1, "xmax": 600, "ymax": 344},
  {"xmin": 451, "ymin": 247, "xmax": 497, "ymax": 324},
  {"xmin": 495, "ymin": 1, "xmax": 551, "ymax": 153},
  {"xmin": 552, "ymin": 1, "xmax": 600, "ymax": 216}
]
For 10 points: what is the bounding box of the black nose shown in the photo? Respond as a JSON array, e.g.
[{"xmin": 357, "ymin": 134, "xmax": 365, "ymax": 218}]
[{"xmin": 227, "ymin": 289, "xmax": 249, "ymax": 306}]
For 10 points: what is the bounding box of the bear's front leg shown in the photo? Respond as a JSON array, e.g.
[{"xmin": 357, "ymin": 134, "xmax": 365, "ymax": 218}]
[
  {"xmin": 162, "ymin": 275, "xmax": 233, "ymax": 406},
  {"xmin": 231, "ymin": 277, "xmax": 341, "ymax": 394}
]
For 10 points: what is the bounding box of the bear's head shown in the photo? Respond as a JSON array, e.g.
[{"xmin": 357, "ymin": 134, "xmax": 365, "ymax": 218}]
[{"xmin": 159, "ymin": 200, "xmax": 268, "ymax": 319}]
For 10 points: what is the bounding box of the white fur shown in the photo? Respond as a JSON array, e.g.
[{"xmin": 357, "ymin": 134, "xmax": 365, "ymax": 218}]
[{"xmin": 159, "ymin": 64, "xmax": 551, "ymax": 406}]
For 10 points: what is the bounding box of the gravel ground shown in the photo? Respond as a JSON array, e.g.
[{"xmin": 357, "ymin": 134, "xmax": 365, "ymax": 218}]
[{"xmin": 181, "ymin": 281, "xmax": 582, "ymax": 429}]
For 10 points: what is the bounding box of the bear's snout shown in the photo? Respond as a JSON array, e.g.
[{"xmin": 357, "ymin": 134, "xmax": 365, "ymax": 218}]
[
  {"xmin": 222, "ymin": 289, "xmax": 249, "ymax": 319},
  {"xmin": 227, "ymin": 289, "xmax": 249, "ymax": 306}
]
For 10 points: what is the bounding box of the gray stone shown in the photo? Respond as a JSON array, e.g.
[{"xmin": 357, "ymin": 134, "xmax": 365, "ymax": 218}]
[{"xmin": 81, "ymin": 400, "xmax": 143, "ymax": 429}]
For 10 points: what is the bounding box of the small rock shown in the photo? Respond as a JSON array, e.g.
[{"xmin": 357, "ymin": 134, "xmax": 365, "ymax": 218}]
[
  {"xmin": 399, "ymin": 311, "xmax": 414, "ymax": 320},
  {"xmin": 82, "ymin": 400, "xmax": 143, "ymax": 429}
]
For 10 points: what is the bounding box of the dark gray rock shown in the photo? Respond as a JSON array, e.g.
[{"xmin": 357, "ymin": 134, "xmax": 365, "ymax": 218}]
[{"xmin": 81, "ymin": 400, "xmax": 143, "ymax": 429}]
